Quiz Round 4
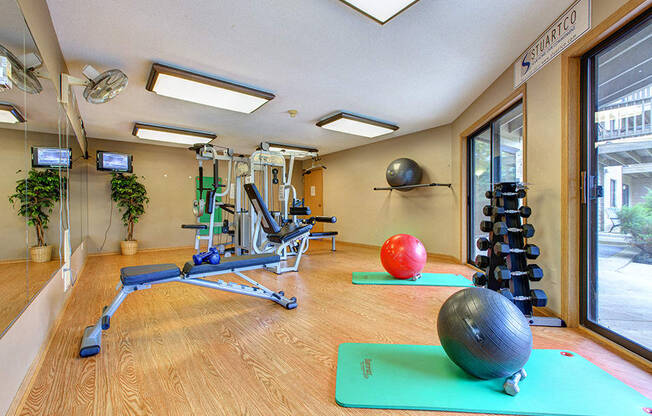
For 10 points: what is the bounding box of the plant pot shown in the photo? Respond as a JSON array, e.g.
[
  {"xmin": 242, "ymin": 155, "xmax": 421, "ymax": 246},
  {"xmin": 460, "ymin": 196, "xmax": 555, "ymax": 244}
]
[
  {"xmin": 30, "ymin": 245, "xmax": 52, "ymax": 263},
  {"xmin": 120, "ymin": 240, "xmax": 138, "ymax": 256}
]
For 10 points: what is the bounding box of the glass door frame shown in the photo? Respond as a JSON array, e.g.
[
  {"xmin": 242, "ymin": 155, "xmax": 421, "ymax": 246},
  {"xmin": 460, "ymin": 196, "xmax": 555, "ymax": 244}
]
[
  {"xmin": 466, "ymin": 99, "xmax": 523, "ymax": 264},
  {"xmin": 579, "ymin": 10, "xmax": 652, "ymax": 361}
]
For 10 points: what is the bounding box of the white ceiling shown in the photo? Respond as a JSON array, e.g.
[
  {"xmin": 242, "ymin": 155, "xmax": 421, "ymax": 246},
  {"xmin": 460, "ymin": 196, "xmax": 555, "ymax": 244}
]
[{"xmin": 44, "ymin": 0, "xmax": 572, "ymax": 154}]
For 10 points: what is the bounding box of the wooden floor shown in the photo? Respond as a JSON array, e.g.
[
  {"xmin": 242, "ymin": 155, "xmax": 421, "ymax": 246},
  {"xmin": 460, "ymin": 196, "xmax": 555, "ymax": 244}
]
[{"xmin": 14, "ymin": 242, "xmax": 652, "ymax": 415}]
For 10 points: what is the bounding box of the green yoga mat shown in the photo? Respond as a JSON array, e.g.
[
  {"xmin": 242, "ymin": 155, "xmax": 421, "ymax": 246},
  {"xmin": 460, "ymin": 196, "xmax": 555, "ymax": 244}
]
[
  {"xmin": 335, "ymin": 343, "xmax": 651, "ymax": 415},
  {"xmin": 352, "ymin": 272, "xmax": 472, "ymax": 287}
]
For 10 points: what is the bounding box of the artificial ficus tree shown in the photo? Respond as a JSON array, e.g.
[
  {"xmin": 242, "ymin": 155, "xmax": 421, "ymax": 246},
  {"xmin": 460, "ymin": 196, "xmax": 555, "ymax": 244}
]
[
  {"xmin": 9, "ymin": 169, "xmax": 66, "ymax": 247},
  {"xmin": 110, "ymin": 172, "xmax": 149, "ymax": 241}
]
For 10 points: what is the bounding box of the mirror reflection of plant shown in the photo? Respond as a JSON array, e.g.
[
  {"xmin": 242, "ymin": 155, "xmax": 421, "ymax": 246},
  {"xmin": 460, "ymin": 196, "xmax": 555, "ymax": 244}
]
[
  {"xmin": 618, "ymin": 189, "xmax": 652, "ymax": 256},
  {"xmin": 110, "ymin": 172, "xmax": 149, "ymax": 241},
  {"xmin": 8, "ymin": 169, "xmax": 66, "ymax": 247}
]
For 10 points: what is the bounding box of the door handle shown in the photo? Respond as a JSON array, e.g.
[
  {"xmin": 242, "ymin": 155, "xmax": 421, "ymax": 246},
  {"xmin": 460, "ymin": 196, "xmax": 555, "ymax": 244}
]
[
  {"xmin": 581, "ymin": 171, "xmax": 587, "ymax": 204},
  {"xmin": 581, "ymin": 171, "xmax": 603, "ymax": 204}
]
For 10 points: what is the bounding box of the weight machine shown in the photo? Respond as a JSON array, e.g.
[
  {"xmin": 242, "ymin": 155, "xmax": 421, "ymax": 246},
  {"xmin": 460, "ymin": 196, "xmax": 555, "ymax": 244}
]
[{"xmin": 182, "ymin": 141, "xmax": 336, "ymax": 273}]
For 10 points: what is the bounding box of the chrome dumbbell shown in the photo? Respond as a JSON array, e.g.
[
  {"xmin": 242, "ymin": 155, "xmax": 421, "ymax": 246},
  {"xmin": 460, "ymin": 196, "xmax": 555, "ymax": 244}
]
[{"xmin": 504, "ymin": 368, "xmax": 527, "ymax": 396}]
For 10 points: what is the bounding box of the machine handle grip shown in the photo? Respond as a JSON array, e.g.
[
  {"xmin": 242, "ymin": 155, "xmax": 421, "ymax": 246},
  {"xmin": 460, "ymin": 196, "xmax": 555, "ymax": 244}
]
[{"xmin": 312, "ymin": 216, "xmax": 336, "ymax": 223}]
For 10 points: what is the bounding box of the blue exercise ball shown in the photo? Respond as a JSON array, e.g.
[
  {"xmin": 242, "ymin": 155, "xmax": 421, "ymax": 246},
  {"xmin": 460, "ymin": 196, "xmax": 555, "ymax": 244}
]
[{"xmin": 437, "ymin": 287, "xmax": 532, "ymax": 379}]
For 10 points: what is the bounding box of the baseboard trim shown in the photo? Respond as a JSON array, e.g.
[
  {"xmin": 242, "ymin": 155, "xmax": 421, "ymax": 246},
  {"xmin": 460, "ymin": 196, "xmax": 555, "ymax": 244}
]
[
  {"xmin": 576, "ymin": 326, "xmax": 652, "ymax": 372},
  {"xmin": 88, "ymin": 245, "xmax": 196, "ymax": 257},
  {"xmin": 337, "ymin": 241, "xmax": 461, "ymax": 264}
]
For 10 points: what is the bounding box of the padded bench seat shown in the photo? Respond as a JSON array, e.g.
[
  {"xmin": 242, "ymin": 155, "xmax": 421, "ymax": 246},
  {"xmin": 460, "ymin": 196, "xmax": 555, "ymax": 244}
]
[
  {"xmin": 310, "ymin": 231, "xmax": 338, "ymax": 237},
  {"xmin": 268, "ymin": 224, "xmax": 312, "ymax": 244},
  {"xmin": 120, "ymin": 264, "xmax": 181, "ymax": 286},
  {"xmin": 182, "ymin": 254, "xmax": 281, "ymax": 276}
]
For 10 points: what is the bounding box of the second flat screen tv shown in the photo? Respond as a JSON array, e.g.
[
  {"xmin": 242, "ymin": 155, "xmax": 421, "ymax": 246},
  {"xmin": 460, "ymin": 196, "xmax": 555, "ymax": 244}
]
[{"xmin": 96, "ymin": 151, "xmax": 133, "ymax": 173}]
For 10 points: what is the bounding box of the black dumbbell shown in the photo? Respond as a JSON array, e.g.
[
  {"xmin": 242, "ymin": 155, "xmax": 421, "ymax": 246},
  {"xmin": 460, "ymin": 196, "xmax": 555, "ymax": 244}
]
[
  {"xmin": 476, "ymin": 237, "xmax": 491, "ymax": 251},
  {"xmin": 480, "ymin": 220, "xmax": 493, "ymax": 232},
  {"xmin": 493, "ymin": 222, "xmax": 535, "ymax": 238},
  {"xmin": 474, "ymin": 255, "xmax": 490, "ymax": 269},
  {"xmin": 493, "ymin": 243, "xmax": 540, "ymax": 259},
  {"xmin": 483, "ymin": 205, "xmax": 532, "ymax": 218},
  {"xmin": 485, "ymin": 189, "xmax": 527, "ymax": 199},
  {"xmin": 530, "ymin": 289, "xmax": 547, "ymax": 307},
  {"xmin": 472, "ymin": 272, "xmax": 487, "ymax": 286},
  {"xmin": 494, "ymin": 264, "xmax": 543, "ymax": 281}
]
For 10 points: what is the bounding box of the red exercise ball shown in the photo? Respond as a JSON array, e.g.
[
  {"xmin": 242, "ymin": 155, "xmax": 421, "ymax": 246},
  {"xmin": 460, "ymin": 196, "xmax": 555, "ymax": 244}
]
[{"xmin": 380, "ymin": 234, "xmax": 427, "ymax": 279}]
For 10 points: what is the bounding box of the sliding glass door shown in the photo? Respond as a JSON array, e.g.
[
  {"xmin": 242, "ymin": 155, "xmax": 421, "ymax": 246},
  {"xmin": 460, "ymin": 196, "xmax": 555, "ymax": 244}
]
[
  {"xmin": 581, "ymin": 10, "xmax": 651, "ymax": 360},
  {"xmin": 467, "ymin": 101, "xmax": 524, "ymax": 263}
]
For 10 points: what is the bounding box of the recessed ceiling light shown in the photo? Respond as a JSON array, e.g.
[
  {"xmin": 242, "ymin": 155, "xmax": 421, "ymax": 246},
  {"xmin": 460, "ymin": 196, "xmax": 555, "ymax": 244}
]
[
  {"xmin": 132, "ymin": 123, "xmax": 216, "ymax": 146},
  {"xmin": 145, "ymin": 63, "xmax": 275, "ymax": 113},
  {"xmin": 316, "ymin": 112, "xmax": 398, "ymax": 138},
  {"xmin": 340, "ymin": 0, "xmax": 420, "ymax": 24},
  {"xmin": 0, "ymin": 102, "xmax": 25, "ymax": 123}
]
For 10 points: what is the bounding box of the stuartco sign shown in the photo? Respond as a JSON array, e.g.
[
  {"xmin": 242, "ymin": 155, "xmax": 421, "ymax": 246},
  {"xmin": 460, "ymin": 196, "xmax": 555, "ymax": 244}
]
[{"xmin": 514, "ymin": 0, "xmax": 591, "ymax": 88}]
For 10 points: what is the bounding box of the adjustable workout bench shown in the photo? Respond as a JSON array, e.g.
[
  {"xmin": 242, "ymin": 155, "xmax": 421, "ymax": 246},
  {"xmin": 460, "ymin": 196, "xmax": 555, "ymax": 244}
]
[
  {"xmin": 79, "ymin": 253, "xmax": 296, "ymax": 357},
  {"xmin": 308, "ymin": 231, "xmax": 338, "ymax": 251},
  {"xmin": 245, "ymin": 183, "xmax": 312, "ymax": 273}
]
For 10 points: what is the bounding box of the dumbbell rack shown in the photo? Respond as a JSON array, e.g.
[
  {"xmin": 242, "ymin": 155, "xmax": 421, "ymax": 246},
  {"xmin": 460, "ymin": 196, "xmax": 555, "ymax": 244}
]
[{"xmin": 473, "ymin": 182, "xmax": 565, "ymax": 327}]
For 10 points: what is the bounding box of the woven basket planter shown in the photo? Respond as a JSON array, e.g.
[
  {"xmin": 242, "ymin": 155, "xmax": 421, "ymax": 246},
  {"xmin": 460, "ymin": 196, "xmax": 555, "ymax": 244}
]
[
  {"xmin": 120, "ymin": 240, "xmax": 138, "ymax": 256},
  {"xmin": 30, "ymin": 245, "xmax": 52, "ymax": 263}
]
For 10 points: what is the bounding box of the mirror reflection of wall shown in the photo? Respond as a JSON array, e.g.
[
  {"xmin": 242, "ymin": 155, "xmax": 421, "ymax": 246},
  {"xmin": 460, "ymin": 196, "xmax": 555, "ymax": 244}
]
[
  {"xmin": 0, "ymin": 0, "xmax": 81, "ymax": 336},
  {"xmin": 0, "ymin": 0, "xmax": 31, "ymax": 335}
]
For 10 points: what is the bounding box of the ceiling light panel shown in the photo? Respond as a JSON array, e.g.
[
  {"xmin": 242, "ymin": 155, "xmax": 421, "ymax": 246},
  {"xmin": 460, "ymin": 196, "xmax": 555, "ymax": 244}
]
[
  {"xmin": 133, "ymin": 123, "xmax": 216, "ymax": 146},
  {"xmin": 261, "ymin": 141, "xmax": 319, "ymax": 155},
  {"xmin": 0, "ymin": 103, "xmax": 25, "ymax": 123},
  {"xmin": 340, "ymin": 0, "xmax": 419, "ymax": 24},
  {"xmin": 146, "ymin": 63, "xmax": 275, "ymax": 114},
  {"xmin": 316, "ymin": 112, "xmax": 398, "ymax": 138}
]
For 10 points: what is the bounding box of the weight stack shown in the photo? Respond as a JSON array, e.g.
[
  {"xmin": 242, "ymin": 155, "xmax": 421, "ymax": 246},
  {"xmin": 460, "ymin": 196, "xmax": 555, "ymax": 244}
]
[{"xmin": 472, "ymin": 182, "xmax": 563, "ymax": 327}]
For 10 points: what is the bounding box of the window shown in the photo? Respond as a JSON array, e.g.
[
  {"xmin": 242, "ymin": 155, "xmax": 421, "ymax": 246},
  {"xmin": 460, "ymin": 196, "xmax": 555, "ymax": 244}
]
[
  {"xmin": 581, "ymin": 10, "xmax": 651, "ymax": 360},
  {"xmin": 467, "ymin": 101, "xmax": 524, "ymax": 263}
]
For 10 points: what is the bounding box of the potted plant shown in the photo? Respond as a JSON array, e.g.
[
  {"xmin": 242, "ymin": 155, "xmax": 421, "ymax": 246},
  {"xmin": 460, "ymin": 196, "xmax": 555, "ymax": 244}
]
[
  {"xmin": 618, "ymin": 190, "xmax": 652, "ymax": 264},
  {"xmin": 8, "ymin": 169, "xmax": 66, "ymax": 263},
  {"xmin": 111, "ymin": 172, "xmax": 149, "ymax": 255}
]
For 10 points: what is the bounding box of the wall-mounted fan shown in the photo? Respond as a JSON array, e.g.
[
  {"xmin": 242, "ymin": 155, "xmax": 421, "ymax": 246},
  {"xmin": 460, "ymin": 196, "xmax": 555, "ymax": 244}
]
[
  {"xmin": 61, "ymin": 65, "xmax": 128, "ymax": 104},
  {"xmin": 0, "ymin": 43, "xmax": 43, "ymax": 94}
]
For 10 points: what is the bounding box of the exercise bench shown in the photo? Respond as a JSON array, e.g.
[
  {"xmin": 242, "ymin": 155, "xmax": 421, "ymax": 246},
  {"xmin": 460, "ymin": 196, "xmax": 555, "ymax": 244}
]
[
  {"xmin": 308, "ymin": 231, "xmax": 338, "ymax": 251},
  {"xmin": 79, "ymin": 253, "xmax": 296, "ymax": 357}
]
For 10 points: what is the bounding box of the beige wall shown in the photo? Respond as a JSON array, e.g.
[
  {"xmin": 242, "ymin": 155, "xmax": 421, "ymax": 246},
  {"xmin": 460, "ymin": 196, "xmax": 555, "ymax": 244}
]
[
  {"xmin": 450, "ymin": 0, "xmax": 628, "ymax": 314},
  {"xmin": 85, "ymin": 138, "xmax": 305, "ymax": 253},
  {"xmin": 313, "ymin": 125, "xmax": 457, "ymax": 255},
  {"xmin": 318, "ymin": 0, "xmax": 629, "ymax": 315},
  {"xmin": 86, "ymin": 138, "xmax": 200, "ymax": 253},
  {"xmin": 0, "ymin": 128, "xmax": 84, "ymax": 261}
]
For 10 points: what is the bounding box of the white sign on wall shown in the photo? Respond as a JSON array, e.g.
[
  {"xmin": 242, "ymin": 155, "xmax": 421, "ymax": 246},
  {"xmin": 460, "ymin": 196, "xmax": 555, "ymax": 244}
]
[{"xmin": 513, "ymin": 0, "xmax": 591, "ymax": 88}]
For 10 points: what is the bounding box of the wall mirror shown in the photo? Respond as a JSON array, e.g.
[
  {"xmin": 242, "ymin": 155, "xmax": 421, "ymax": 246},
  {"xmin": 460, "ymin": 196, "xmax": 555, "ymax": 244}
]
[{"xmin": 0, "ymin": 0, "xmax": 84, "ymax": 336}]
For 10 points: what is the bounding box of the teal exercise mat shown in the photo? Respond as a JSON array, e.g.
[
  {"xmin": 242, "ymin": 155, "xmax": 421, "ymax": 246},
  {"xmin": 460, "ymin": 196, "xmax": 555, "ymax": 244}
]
[
  {"xmin": 335, "ymin": 343, "xmax": 651, "ymax": 415},
  {"xmin": 352, "ymin": 272, "xmax": 472, "ymax": 287}
]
